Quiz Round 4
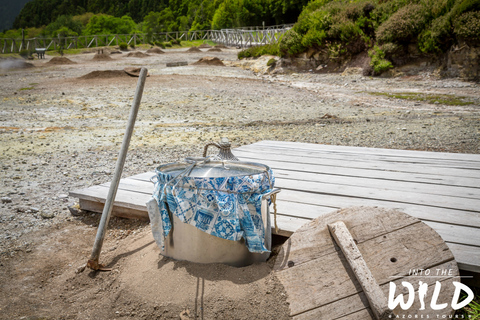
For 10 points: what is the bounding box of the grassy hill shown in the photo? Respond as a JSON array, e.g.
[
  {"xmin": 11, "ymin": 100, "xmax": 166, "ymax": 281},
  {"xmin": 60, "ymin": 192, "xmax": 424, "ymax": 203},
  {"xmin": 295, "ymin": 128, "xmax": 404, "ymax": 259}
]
[{"xmin": 240, "ymin": 0, "xmax": 480, "ymax": 77}]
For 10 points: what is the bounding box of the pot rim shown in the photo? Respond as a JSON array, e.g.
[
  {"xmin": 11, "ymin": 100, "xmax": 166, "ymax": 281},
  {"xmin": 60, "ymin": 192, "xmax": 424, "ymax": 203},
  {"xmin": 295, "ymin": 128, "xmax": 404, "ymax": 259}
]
[{"xmin": 155, "ymin": 160, "xmax": 271, "ymax": 178}]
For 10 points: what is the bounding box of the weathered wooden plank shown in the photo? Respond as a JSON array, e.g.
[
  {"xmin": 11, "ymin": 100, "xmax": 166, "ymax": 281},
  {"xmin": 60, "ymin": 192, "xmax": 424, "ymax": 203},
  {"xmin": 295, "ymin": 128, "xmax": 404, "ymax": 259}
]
[
  {"xmin": 275, "ymin": 207, "xmax": 419, "ymax": 270},
  {"xmin": 69, "ymin": 184, "xmax": 309, "ymax": 237},
  {"xmin": 273, "ymin": 168, "xmax": 479, "ymax": 200},
  {"xmin": 446, "ymin": 243, "xmax": 480, "ymax": 273},
  {"xmin": 250, "ymin": 140, "xmax": 480, "ymax": 162},
  {"xmin": 69, "ymin": 185, "xmax": 151, "ymax": 211},
  {"xmin": 277, "ymin": 189, "xmax": 480, "ymax": 229},
  {"xmin": 166, "ymin": 61, "xmax": 188, "ymax": 67},
  {"xmin": 275, "ymin": 207, "xmax": 457, "ymax": 317},
  {"xmin": 328, "ymin": 221, "xmax": 393, "ymax": 320},
  {"xmin": 277, "ymin": 236, "xmax": 453, "ymax": 316},
  {"xmin": 234, "ymin": 149, "xmax": 480, "ymax": 179},
  {"xmin": 240, "ymin": 149, "xmax": 480, "ymax": 173},
  {"xmin": 74, "ymin": 177, "xmax": 480, "ymax": 247},
  {"xmin": 134, "ymin": 167, "xmax": 480, "ymax": 200},
  {"xmin": 110, "ymin": 178, "xmax": 480, "ymax": 241},
  {"xmin": 129, "ymin": 171, "xmax": 480, "ymax": 225},
  {"xmin": 234, "ymin": 154, "xmax": 480, "ymax": 189},
  {"xmin": 294, "ymin": 261, "xmax": 459, "ymax": 320},
  {"xmin": 423, "ymin": 221, "xmax": 480, "ymax": 247},
  {"xmin": 236, "ymin": 143, "xmax": 480, "ymax": 169},
  {"xmin": 124, "ymin": 174, "xmax": 480, "ymax": 230},
  {"xmin": 71, "ymin": 179, "xmax": 480, "ymax": 248},
  {"xmin": 272, "ymin": 177, "xmax": 479, "ymax": 212},
  {"xmin": 79, "ymin": 199, "xmax": 148, "ymax": 220}
]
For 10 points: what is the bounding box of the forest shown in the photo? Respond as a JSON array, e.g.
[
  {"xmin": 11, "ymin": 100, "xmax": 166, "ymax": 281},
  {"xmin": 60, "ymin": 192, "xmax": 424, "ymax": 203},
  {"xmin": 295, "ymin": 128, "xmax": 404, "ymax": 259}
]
[
  {"xmin": 2, "ymin": 0, "xmax": 479, "ymax": 78},
  {"xmin": 8, "ymin": 0, "xmax": 307, "ymax": 35}
]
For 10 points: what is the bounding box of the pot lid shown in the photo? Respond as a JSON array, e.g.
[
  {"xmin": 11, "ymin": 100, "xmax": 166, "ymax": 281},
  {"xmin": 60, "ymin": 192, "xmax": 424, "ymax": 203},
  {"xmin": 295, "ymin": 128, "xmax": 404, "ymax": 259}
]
[{"xmin": 156, "ymin": 160, "xmax": 270, "ymax": 178}]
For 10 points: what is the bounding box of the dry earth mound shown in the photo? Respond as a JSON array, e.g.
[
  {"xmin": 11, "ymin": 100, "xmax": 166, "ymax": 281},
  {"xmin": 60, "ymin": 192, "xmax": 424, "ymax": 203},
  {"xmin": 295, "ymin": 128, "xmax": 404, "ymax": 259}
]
[
  {"xmin": 92, "ymin": 53, "xmax": 112, "ymax": 61},
  {"xmin": 126, "ymin": 52, "xmax": 150, "ymax": 58},
  {"xmin": 146, "ymin": 47, "xmax": 164, "ymax": 54},
  {"xmin": 215, "ymin": 44, "xmax": 227, "ymax": 49},
  {"xmin": 123, "ymin": 67, "xmax": 150, "ymax": 77},
  {"xmin": 198, "ymin": 43, "xmax": 212, "ymax": 48},
  {"xmin": 207, "ymin": 48, "xmax": 222, "ymax": 52},
  {"xmin": 186, "ymin": 46, "xmax": 202, "ymax": 53},
  {"xmin": 193, "ymin": 57, "xmax": 225, "ymax": 66},
  {"xmin": 78, "ymin": 70, "xmax": 129, "ymax": 79},
  {"xmin": 46, "ymin": 57, "xmax": 76, "ymax": 65}
]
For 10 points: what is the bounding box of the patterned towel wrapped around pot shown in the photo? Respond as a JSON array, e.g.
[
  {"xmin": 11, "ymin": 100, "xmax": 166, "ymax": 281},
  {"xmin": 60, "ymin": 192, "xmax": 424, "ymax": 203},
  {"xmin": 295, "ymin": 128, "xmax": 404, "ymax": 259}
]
[{"xmin": 149, "ymin": 166, "xmax": 275, "ymax": 253}]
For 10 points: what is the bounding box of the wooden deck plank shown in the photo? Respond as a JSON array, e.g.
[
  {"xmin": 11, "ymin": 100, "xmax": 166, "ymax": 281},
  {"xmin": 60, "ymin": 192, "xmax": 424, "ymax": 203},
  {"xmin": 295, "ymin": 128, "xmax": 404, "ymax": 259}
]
[
  {"xmin": 237, "ymin": 143, "xmax": 480, "ymax": 169},
  {"xmin": 446, "ymin": 243, "xmax": 480, "ymax": 273},
  {"xmin": 251, "ymin": 140, "xmax": 480, "ymax": 162},
  {"xmin": 73, "ymin": 176, "xmax": 480, "ymax": 246},
  {"xmin": 69, "ymin": 141, "xmax": 480, "ymax": 272},
  {"xmin": 272, "ymin": 178, "xmax": 479, "ymax": 212},
  {"xmin": 133, "ymin": 168, "xmax": 479, "ymax": 200},
  {"xmin": 68, "ymin": 184, "xmax": 309, "ymax": 237},
  {"xmin": 69, "ymin": 179, "xmax": 480, "ymax": 270},
  {"xmin": 97, "ymin": 176, "xmax": 480, "ymax": 229},
  {"xmin": 234, "ymin": 148, "xmax": 480, "ymax": 179},
  {"xmin": 235, "ymin": 154, "xmax": 480, "ymax": 188},
  {"xmin": 277, "ymin": 189, "xmax": 480, "ymax": 228},
  {"xmin": 234, "ymin": 145, "xmax": 480, "ymax": 170}
]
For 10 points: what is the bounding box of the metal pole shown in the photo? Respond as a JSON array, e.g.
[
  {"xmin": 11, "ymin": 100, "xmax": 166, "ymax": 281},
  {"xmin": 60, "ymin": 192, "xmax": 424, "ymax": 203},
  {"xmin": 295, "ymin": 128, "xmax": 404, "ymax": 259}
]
[{"xmin": 87, "ymin": 67, "xmax": 148, "ymax": 271}]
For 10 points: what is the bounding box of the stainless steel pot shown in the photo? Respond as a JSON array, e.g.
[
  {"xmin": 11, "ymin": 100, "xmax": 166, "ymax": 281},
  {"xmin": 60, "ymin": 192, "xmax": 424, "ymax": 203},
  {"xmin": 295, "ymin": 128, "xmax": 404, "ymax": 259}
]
[{"xmin": 146, "ymin": 139, "xmax": 280, "ymax": 267}]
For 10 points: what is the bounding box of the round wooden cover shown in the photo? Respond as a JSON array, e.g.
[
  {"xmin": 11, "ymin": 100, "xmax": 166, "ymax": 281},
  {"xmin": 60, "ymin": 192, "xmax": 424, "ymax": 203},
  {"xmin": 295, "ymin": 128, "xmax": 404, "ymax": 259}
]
[{"xmin": 274, "ymin": 206, "xmax": 460, "ymax": 319}]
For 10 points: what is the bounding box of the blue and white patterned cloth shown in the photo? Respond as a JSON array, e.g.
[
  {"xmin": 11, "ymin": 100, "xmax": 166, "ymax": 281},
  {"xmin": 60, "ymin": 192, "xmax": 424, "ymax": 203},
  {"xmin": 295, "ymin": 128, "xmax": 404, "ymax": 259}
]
[{"xmin": 149, "ymin": 164, "xmax": 275, "ymax": 253}]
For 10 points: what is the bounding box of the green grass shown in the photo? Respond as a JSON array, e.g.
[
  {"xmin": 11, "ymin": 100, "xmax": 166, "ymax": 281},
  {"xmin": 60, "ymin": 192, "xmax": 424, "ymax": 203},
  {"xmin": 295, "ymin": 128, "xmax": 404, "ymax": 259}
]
[
  {"xmin": 367, "ymin": 92, "xmax": 474, "ymax": 106},
  {"xmin": 44, "ymin": 39, "xmax": 218, "ymax": 55},
  {"xmin": 238, "ymin": 43, "xmax": 280, "ymax": 59},
  {"xmin": 168, "ymin": 39, "xmax": 217, "ymax": 48},
  {"xmin": 455, "ymin": 288, "xmax": 480, "ymax": 319},
  {"xmin": 19, "ymin": 87, "xmax": 34, "ymax": 90}
]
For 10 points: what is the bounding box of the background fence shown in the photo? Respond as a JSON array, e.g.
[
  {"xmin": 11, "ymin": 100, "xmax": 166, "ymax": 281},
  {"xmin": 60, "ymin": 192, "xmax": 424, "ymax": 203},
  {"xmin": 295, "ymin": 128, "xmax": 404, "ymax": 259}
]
[{"xmin": 0, "ymin": 24, "xmax": 293, "ymax": 54}]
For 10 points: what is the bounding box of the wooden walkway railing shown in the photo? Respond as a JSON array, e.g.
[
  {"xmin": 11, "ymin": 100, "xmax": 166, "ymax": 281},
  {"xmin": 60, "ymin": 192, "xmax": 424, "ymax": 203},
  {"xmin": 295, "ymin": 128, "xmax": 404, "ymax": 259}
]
[{"xmin": 0, "ymin": 24, "xmax": 293, "ymax": 54}]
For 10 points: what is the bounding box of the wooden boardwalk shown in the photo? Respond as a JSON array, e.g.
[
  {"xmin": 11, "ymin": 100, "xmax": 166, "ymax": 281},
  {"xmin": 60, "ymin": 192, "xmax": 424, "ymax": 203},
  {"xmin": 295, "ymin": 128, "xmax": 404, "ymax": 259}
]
[{"xmin": 69, "ymin": 141, "xmax": 480, "ymax": 273}]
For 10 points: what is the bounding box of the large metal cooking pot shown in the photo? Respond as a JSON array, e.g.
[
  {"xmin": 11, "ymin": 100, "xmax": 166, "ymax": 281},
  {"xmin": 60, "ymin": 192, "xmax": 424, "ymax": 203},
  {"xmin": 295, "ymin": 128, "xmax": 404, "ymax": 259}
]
[{"xmin": 146, "ymin": 140, "xmax": 280, "ymax": 267}]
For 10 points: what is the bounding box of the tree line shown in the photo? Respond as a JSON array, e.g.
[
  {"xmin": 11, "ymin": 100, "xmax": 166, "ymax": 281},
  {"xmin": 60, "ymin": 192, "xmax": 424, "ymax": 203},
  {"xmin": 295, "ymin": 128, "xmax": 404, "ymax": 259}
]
[{"xmin": 5, "ymin": 0, "xmax": 307, "ymax": 39}]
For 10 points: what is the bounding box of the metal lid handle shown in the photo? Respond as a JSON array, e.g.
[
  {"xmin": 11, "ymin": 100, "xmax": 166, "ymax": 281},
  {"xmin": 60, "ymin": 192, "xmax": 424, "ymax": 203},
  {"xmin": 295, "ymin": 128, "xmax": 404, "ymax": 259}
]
[{"xmin": 202, "ymin": 137, "xmax": 239, "ymax": 161}]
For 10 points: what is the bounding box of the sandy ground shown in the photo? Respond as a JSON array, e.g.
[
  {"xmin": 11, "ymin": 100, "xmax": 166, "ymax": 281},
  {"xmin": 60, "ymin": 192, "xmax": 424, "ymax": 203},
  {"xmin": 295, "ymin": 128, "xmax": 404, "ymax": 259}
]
[{"xmin": 0, "ymin": 46, "xmax": 479, "ymax": 320}]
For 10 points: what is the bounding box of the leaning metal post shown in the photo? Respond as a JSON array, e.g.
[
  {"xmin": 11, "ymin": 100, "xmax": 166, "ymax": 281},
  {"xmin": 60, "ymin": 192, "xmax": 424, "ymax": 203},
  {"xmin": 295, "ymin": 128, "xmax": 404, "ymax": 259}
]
[{"xmin": 87, "ymin": 67, "xmax": 148, "ymax": 271}]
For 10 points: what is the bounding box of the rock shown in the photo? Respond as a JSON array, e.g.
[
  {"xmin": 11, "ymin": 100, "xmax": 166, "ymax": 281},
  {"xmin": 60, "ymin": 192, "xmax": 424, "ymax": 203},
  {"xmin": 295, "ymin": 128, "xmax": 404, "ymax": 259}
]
[
  {"xmin": 179, "ymin": 309, "xmax": 191, "ymax": 320},
  {"xmin": 306, "ymin": 48, "xmax": 316, "ymax": 59},
  {"xmin": 341, "ymin": 67, "xmax": 363, "ymax": 76},
  {"xmin": 75, "ymin": 264, "xmax": 86, "ymax": 274},
  {"xmin": 68, "ymin": 203, "xmax": 83, "ymax": 216},
  {"xmin": 1, "ymin": 197, "xmax": 12, "ymax": 204},
  {"xmin": 40, "ymin": 212, "xmax": 55, "ymax": 219}
]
